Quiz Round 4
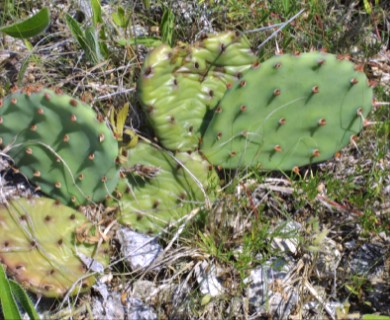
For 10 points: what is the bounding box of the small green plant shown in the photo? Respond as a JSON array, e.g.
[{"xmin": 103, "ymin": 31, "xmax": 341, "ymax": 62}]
[
  {"xmin": 160, "ymin": 6, "xmax": 175, "ymax": 46},
  {"xmin": 65, "ymin": 0, "xmax": 108, "ymax": 64}
]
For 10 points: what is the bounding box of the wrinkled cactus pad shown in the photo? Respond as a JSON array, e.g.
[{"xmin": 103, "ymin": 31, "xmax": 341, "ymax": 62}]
[
  {"xmin": 201, "ymin": 52, "xmax": 374, "ymax": 170},
  {"xmin": 0, "ymin": 197, "xmax": 109, "ymax": 297},
  {"xmin": 111, "ymin": 140, "xmax": 219, "ymax": 233},
  {"xmin": 0, "ymin": 87, "xmax": 120, "ymax": 206},
  {"xmin": 138, "ymin": 31, "xmax": 258, "ymax": 151}
]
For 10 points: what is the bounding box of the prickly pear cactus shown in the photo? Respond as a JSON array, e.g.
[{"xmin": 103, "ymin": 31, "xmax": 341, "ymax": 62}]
[
  {"xmin": 0, "ymin": 87, "xmax": 120, "ymax": 206},
  {"xmin": 138, "ymin": 31, "xmax": 258, "ymax": 151},
  {"xmin": 112, "ymin": 141, "xmax": 219, "ymax": 233},
  {"xmin": 0, "ymin": 197, "xmax": 109, "ymax": 297},
  {"xmin": 200, "ymin": 52, "xmax": 374, "ymax": 170}
]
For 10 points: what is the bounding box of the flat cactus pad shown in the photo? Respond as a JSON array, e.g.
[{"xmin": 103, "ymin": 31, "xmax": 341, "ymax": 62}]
[
  {"xmin": 0, "ymin": 197, "xmax": 109, "ymax": 297},
  {"xmin": 201, "ymin": 52, "xmax": 373, "ymax": 170}
]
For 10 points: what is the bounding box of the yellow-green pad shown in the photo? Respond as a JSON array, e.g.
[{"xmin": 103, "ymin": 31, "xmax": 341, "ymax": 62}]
[
  {"xmin": 201, "ymin": 52, "xmax": 373, "ymax": 170},
  {"xmin": 0, "ymin": 197, "xmax": 109, "ymax": 297}
]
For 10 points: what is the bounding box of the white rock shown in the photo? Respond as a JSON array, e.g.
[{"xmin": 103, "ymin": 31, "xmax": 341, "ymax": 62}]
[
  {"xmin": 315, "ymin": 237, "xmax": 342, "ymax": 279},
  {"xmin": 271, "ymin": 221, "xmax": 302, "ymax": 255},
  {"xmin": 244, "ymin": 258, "xmax": 298, "ymax": 318},
  {"xmin": 125, "ymin": 297, "xmax": 158, "ymax": 320},
  {"xmin": 92, "ymin": 282, "xmax": 125, "ymax": 320},
  {"xmin": 194, "ymin": 260, "xmax": 224, "ymax": 297},
  {"xmin": 116, "ymin": 228, "xmax": 162, "ymax": 271}
]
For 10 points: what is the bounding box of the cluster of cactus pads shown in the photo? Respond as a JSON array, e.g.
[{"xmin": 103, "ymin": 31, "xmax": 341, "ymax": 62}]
[{"xmin": 0, "ymin": 31, "xmax": 374, "ymax": 297}]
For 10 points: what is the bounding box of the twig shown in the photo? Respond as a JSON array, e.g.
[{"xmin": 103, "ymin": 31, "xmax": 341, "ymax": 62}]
[{"xmin": 257, "ymin": 9, "xmax": 305, "ymax": 50}]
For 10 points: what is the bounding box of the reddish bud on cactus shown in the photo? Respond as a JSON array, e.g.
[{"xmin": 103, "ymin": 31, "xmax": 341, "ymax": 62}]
[
  {"xmin": 318, "ymin": 118, "xmax": 327, "ymax": 126},
  {"xmin": 312, "ymin": 149, "xmax": 320, "ymax": 157},
  {"xmin": 350, "ymin": 78, "xmax": 359, "ymax": 85},
  {"xmin": 274, "ymin": 145, "xmax": 282, "ymax": 152},
  {"xmin": 273, "ymin": 63, "xmax": 282, "ymax": 69}
]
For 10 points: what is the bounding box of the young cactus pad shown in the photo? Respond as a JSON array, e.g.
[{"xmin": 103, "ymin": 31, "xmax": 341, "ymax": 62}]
[
  {"xmin": 112, "ymin": 141, "xmax": 219, "ymax": 234},
  {"xmin": 0, "ymin": 197, "xmax": 109, "ymax": 297},
  {"xmin": 0, "ymin": 87, "xmax": 120, "ymax": 205},
  {"xmin": 200, "ymin": 52, "xmax": 373, "ymax": 170},
  {"xmin": 138, "ymin": 31, "xmax": 257, "ymax": 151}
]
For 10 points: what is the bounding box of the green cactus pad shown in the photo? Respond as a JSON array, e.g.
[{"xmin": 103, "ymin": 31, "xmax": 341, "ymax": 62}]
[
  {"xmin": 0, "ymin": 197, "xmax": 109, "ymax": 297},
  {"xmin": 200, "ymin": 52, "xmax": 374, "ymax": 170},
  {"xmin": 111, "ymin": 141, "xmax": 219, "ymax": 233},
  {"xmin": 0, "ymin": 87, "xmax": 120, "ymax": 205},
  {"xmin": 138, "ymin": 31, "xmax": 258, "ymax": 151}
]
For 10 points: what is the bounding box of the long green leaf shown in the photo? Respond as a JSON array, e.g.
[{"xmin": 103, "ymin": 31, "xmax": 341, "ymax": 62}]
[
  {"xmin": 112, "ymin": 7, "xmax": 127, "ymax": 28},
  {"xmin": 0, "ymin": 264, "xmax": 22, "ymax": 320},
  {"xmin": 10, "ymin": 280, "xmax": 40, "ymax": 320},
  {"xmin": 117, "ymin": 37, "xmax": 162, "ymax": 47},
  {"xmin": 65, "ymin": 13, "xmax": 89, "ymax": 49},
  {"xmin": 362, "ymin": 315, "xmax": 390, "ymax": 320},
  {"xmin": 85, "ymin": 26, "xmax": 103, "ymax": 63},
  {"xmin": 0, "ymin": 7, "xmax": 50, "ymax": 39},
  {"xmin": 91, "ymin": 0, "xmax": 103, "ymax": 26},
  {"xmin": 160, "ymin": 7, "xmax": 175, "ymax": 46}
]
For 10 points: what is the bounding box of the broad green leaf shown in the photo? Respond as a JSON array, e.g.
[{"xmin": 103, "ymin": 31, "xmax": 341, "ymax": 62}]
[
  {"xmin": 0, "ymin": 264, "xmax": 22, "ymax": 320},
  {"xmin": 10, "ymin": 280, "xmax": 40, "ymax": 320},
  {"xmin": 0, "ymin": 7, "xmax": 50, "ymax": 39}
]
